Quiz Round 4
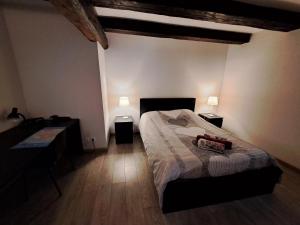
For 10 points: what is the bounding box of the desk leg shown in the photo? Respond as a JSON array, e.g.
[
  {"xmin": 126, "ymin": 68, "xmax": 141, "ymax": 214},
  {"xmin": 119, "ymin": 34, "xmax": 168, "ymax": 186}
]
[
  {"xmin": 68, "ymin": 154, "xmax": 75, "ymax": 171},
  {"xmin": 48, "ymin": 168, "xmax": 62, "ymax": 197},
  {"xmin": 23, "ymin": 172, "xmax": 29, "ymax": 201}
]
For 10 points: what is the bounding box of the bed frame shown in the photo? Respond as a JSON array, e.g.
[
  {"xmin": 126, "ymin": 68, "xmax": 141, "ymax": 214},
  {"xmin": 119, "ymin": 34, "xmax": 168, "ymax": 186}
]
[
  {"xmin": 140, "ymin": 98, "xmax": 196, "ymax": 117},
  {"xmin": 140, "ymin": 98, "xmax": 282, "ymax": 213}
]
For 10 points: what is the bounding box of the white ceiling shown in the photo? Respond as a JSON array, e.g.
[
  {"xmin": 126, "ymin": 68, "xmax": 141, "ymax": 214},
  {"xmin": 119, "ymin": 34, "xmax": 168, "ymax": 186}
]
[{"xmin": 95, "ymin": 7, "xmax": 262, "ymax": 34}]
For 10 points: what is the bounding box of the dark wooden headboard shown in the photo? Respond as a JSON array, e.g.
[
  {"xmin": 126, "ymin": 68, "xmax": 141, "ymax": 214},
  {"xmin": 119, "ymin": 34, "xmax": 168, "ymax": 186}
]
[{"xmin": 140, "ymin": 98, "xmax": 196, "ymax": 117}]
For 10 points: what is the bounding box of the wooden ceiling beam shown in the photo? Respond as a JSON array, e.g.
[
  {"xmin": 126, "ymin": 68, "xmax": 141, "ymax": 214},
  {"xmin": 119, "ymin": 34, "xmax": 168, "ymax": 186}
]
[
  {"xmin": 50, "ymin": 0, "xmax": 108, "ymax": 49},
  {"xmin": 98, "ymin": 16, "xmax": 251, "ymax": 44},
  {"xmin": 93, "ymin": 0, "xmax": 300, "ymax": 32}
]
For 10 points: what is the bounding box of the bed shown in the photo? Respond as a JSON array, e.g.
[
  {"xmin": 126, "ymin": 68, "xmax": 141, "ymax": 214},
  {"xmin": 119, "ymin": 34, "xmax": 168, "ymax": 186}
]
[{"xmin": 139, "ymin": 98, "xmax": 282, "ymax": 213}]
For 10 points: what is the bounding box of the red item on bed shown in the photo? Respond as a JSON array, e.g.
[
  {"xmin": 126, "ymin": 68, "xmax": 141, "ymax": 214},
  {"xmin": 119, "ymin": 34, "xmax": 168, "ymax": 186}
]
[{"xmin": 196, "ymin": 134, "xmax": 232, "ymax": 150}]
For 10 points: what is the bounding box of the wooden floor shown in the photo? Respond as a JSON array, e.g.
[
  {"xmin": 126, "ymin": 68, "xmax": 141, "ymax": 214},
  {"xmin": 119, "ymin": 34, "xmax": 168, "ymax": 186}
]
[{"xmin": 1, "ymin": 135, "xmax": 300, "ymax": 225}]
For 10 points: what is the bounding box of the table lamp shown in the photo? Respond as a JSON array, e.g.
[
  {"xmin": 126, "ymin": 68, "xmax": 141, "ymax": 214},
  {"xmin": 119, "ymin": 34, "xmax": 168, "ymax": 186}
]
[
  {"xmin": 207, "ymin": 96, "xmax": 218, "ymax": 116},
  {"xmin": 119, "ymin": 96, "xmax": 129, "ymax": 106},
  {"xmin": 119, "ymin": 97, "xmax": 130, "ymax": 119}
]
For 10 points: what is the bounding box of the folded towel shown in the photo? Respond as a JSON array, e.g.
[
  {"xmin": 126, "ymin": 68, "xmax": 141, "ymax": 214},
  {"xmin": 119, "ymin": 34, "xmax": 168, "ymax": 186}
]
[
  {"xmin": 192, "ymin": 139, "xmax": 198, "ymax": 146},
  {"xmin": 198, "ymin": 138, "xmax": 225, "ymax": 154},
  {"xmin": 196, "ymin": 134, "xmax": 232, "ymax": 150}
]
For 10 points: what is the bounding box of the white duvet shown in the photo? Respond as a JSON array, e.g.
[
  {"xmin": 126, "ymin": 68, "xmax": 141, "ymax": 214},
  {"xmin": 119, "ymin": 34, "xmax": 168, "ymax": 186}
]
[{"xmin": 139, "ymin": 109, "xmax": 274, "ymax": 207}]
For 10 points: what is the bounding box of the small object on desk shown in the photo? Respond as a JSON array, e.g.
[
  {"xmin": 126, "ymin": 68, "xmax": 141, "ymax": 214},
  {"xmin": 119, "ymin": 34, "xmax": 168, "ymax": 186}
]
[
  {"xmin": 198, "ymin": 113, "xmax": 223, "ymax": 128},
  {"xmin": 7, "ymin": 107, "xmax": 26, "ymax": 121},
  {"xmin": 115, "ymin": 116, "xmax": 133, "ymax": 144}
]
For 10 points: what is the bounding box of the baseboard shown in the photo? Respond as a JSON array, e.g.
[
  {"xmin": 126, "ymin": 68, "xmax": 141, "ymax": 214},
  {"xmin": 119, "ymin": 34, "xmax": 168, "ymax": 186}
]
[{"xmin": 276, "ymin": 158, "xmax": 300, "ymax": 174}]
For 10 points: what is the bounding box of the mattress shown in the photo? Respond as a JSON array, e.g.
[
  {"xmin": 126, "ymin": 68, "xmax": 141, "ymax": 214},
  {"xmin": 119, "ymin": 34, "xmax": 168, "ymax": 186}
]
[{"xmin": 139, "ymin": 109, "xmax": 276, "ymax": 207}]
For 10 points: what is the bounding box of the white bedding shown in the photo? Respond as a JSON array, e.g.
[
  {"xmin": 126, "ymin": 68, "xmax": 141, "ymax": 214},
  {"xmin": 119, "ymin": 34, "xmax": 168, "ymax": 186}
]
[{"xmin": 139, "ymin": 109, "xmax": 274, "ymax": 207}]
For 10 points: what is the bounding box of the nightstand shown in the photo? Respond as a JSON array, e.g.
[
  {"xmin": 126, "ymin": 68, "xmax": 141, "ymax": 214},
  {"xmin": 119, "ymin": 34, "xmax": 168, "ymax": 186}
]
[
  {"xmin": 198, "ymin": 113, "xmax": 223, "ymax": 128},
  {"xmin": 114, "ymin": 116, "xmax": 133, "ymax": 144}
]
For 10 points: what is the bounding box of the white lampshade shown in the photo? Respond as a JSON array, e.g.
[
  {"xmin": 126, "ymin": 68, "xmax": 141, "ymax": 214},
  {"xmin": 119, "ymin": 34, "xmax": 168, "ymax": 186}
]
[
  {"xmin": 207, "ymin": 96, "xmax": 218, "ymax": 106},
  {"xmin": 119, "ymin": 96, "xmax": 130, "ymax": 106}
]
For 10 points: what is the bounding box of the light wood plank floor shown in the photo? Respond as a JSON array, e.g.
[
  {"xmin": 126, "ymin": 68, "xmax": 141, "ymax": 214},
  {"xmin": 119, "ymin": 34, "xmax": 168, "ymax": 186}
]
[{"xmin": 1, "ymin": 135, "xmax": 299, "ymax": 225}]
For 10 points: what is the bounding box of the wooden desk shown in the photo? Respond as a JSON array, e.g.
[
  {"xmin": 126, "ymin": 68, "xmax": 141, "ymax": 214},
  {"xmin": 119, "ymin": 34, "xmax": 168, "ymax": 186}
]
[{"xmin": 0, "ymin": 118, "xmax": 83, "ymax": 197}]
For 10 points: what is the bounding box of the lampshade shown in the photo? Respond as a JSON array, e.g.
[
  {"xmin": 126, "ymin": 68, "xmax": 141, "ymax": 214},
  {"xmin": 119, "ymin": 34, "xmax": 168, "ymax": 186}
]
[
  {"xmin": 207, "ymin": 96, "xmax": 218, "ymax": 106},
  {"xmin": 119, "ymin": 96, "xmax": 130, "ymax": 106}
]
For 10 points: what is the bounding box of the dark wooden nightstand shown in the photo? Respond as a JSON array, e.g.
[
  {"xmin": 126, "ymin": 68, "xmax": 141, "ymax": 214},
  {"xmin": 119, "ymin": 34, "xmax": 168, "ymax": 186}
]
[
  {"xmin": 115, "ymin": 116, "xmax": 133, "ymax": 144},
  {"xmin": 198, "ymin": 113, "xmax": 223, "ymax": 128}
]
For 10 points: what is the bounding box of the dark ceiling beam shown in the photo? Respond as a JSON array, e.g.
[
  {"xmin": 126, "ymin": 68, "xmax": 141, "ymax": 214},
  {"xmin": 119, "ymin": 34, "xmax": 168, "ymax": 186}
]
[
  {"xmin": 98, "ymin": 16, "xmax": 251, "ymax": 44},
  {"xmin": 49, "ymin": 0, "xmax": 108, "ymax": 49},
  {"xmin": 93, "ymin": 0, "xmax": 300, "ymax": 32}
]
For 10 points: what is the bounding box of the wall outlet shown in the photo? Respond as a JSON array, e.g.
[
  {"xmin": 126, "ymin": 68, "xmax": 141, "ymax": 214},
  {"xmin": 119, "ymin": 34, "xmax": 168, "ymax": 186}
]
[{"xmin": 85, "ymin": 137, "xmax": 96, "ymax": 147}]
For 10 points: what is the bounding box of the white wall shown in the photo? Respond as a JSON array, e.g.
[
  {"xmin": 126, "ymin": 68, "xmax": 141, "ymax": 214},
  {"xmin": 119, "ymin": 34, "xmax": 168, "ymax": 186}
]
[
  {"xmin": 105, "ymin": 33, "xmax": 228, "ymax": 131},
  {"xmin": 0, "ymin": 9, "xmax": 26, "ymax": 133},
  {"xmin": 218, "ymin": 29, "xmax": 300, "ymax": 169},
  {"xmin": 97, "ymin": 43, "xmax": 110, "ymax": 142},
  {"xmin": 2, "ymin": 3, "xmax": 108, "ymax": 149}
]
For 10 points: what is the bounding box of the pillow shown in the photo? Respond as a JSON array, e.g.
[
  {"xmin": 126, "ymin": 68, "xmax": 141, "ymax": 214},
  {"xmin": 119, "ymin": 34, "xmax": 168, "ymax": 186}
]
[{"xmin": 160, "ymin": 109, "xmax": 182, "ymax": 119}]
